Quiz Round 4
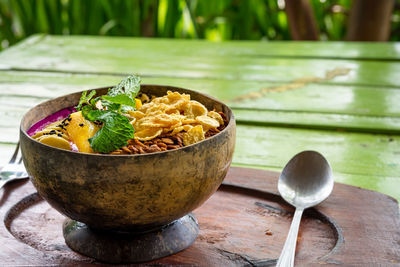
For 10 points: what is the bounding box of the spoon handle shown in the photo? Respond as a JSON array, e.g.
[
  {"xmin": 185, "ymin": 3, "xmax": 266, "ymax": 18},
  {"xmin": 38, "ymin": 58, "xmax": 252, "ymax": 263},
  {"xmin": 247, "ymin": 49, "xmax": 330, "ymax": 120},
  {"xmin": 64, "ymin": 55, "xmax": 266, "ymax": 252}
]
[{"xmin": 276, "ymin": 208, "xmax": 304, "ymax": 267}]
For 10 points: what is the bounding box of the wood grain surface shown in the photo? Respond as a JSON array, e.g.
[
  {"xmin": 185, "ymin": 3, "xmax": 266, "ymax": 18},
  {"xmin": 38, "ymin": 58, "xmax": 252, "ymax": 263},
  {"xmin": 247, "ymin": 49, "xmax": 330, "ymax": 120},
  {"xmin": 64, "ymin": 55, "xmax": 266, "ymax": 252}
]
[
  {"xmin": 0, "ymin": 70, "xmax": 400, "ymax": 201},
  {"xmin": 0, "ymin": 35, "xmax": 399, "ymax": 203},
  {"xmin": 2, "ymin": 70, "xmax": 400, "ymax": 133},
  {"xmin": 0, "ymin": 167, "xmax": 399, "ymax": 266},
  {"xmin": 1, "ymin": 36, "xmax": 400, "ymax": 87}
]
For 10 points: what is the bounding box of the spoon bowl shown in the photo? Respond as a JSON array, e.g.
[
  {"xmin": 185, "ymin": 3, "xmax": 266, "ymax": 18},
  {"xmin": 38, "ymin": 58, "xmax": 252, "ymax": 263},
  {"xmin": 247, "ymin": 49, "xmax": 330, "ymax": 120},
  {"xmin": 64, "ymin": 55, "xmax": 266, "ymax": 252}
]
[
  {"xmin": 278, "ymin": 150, "xmax": 334, "ymax": 209},
  {"xmin": 276, "ymin": 150, "xmax": 334, "ymax": 267}
]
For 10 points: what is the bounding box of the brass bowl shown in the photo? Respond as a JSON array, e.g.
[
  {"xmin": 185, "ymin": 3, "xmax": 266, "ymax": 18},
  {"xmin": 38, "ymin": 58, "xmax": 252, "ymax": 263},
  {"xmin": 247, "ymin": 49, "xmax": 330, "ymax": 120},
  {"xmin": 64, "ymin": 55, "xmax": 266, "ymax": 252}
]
[{"xmin": 20, "ymin": 85, "xmax": 236, "ymax": 232}]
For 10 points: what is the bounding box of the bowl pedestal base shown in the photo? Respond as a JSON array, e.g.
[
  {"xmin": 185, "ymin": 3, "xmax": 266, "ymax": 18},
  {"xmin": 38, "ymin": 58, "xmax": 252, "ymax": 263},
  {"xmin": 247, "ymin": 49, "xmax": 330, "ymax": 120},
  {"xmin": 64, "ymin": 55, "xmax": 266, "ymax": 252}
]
[{"xmin": 62, "ymin": 213, "xmax": 199, "ymax": 263}]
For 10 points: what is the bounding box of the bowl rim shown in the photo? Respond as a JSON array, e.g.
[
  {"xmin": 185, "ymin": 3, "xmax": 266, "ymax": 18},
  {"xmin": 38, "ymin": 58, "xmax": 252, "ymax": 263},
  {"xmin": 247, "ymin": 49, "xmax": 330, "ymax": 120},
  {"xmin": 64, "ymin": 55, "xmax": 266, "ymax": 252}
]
[{"xmin": 20, "ymin": 84, "xmax": 235, "ymax": 157}]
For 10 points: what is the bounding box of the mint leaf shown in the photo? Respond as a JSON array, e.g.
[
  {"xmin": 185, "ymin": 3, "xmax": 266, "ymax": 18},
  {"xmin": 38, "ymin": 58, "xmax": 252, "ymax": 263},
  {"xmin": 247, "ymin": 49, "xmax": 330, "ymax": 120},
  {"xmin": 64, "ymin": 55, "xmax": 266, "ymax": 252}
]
[
  {"xmin": 81, "ymin": 105, "xmax": 94, "ymax": 119},
  {"xmin": 100, "ymin": 99, "xmax": 121, "ymax": 112},
  {"xmin": 108, "ymin": 75, "xmax": 141, "ymax": 99},
  {"xmin": 86, "ymin": 110, "xmax": 134, "ymax": 153},
  {"xmin": 105, "ymin": 75, "xmax": 141, "ymax": 111},
  {"xmin": 76, "ymin": 90, "xmax": 96, "ymax": 111},
  {"xmin": 102, "ymin": 94, "xmax": 136, "ymax": 108},
  {"xmin": 74, "ymin": 75, "xmax": 141, "ymax": 153}
]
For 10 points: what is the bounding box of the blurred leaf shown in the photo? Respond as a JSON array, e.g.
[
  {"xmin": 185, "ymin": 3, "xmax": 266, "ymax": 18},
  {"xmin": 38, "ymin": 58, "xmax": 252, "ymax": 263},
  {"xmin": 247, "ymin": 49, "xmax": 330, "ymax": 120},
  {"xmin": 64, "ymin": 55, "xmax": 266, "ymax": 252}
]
[
  {"xmin": 99, "ymin": 19, "xmax": 117, "ymax": 35},
  {"xmin": 0, "ymin": 0, "xmax": 400, "ymax": 51}
]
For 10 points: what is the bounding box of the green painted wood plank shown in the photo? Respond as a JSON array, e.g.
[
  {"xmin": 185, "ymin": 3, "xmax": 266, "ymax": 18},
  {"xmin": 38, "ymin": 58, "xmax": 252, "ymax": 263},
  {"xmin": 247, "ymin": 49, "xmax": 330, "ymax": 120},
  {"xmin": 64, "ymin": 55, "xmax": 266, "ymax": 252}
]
[
  {"xmin": 0, "ymin": 70, "xmax": 398, "ymax": 202},
  {"xmin": 2, "ymin": 70, "xmax": 400, "ymax": 118},
  {"xmin": 4, "ymin": 34, "xmax": 400, "ymax": 61},
  {"xmin": 227, "ymin": 83, "xmax": 400, "ymax": 117},
  {"xmin": 234, "ymin": 109, "xmax": 400, "ymax": 134},
  {"xmin": 0, "ymin": 37, "xmax": 399, "ymax": 206},
  {"xmin": 1, "ymin": 71, "xmax": 400, "ymax": 133},
  {"xmin": 0, "ymin": 140, "xmax": 399, "ymax": 202},
  {"xmin": 1, "ymin": 142, "xmax": 398, "ymax": 204},
  {"xmin": 4, "ymin": 99, "xmax": 400, "ymax": 136},
  {"xmin": 1, "ymin": 123, "xmax": 399, "ymax": 201},
  {"xmin": 2, "ymin": 111, "xmax": 399, "ymax": 179},
  {"xmin": 4, "ymin": 73, "xmax": 400, "ymax": 117},
  {"xmin": 1, "ymin": 35, "xmax": 400, "ymax": 87},
  {"xmin": 5, "ymin": 102, "xmax": 400, "ymax": 138},
  {"xmin": 4, "ymin": 103, "xmax": 400, "ymax": 146},
  {"xmin": 4, "ymin": 79, "xmax": 400, "ymax": 117},
  {"xmin": 233, "ymin": 124, "xmax": 400, "ymax": 180}
]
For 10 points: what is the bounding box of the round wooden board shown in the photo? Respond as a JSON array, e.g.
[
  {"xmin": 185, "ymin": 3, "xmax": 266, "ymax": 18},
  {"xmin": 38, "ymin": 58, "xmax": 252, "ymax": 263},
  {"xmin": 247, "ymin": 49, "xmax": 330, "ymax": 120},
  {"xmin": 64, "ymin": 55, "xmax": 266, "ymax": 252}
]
[{"xmin": 0, "ymin": 167, "xmax": 399, "ymax": 266}]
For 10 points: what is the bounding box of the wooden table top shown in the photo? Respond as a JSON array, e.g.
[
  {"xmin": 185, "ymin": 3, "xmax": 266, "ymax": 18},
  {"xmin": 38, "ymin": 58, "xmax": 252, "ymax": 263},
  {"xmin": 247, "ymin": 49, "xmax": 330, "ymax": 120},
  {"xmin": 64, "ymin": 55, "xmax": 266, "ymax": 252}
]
[
  {"xmin": 0, "ymin": 35, "xmax": 399, "ymax": 203},
  {"xmin": 1, "ymin": 167, "xmax": 399, "ymax": 265}
]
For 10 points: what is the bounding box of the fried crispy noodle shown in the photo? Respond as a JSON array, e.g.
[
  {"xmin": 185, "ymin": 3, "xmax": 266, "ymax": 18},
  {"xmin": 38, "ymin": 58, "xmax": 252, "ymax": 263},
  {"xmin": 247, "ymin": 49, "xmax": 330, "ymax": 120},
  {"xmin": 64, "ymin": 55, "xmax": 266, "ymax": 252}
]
[
  {"xmin": 31, "ymin": 91, "xmax": 227, "ymax": 154},
  {"xmin": 117, "ymin": 91, "xmax": 227, "ymax": 154},
  {"xmin": 128, "ymin": 91, "xmax": 222, "ymax": 141}
]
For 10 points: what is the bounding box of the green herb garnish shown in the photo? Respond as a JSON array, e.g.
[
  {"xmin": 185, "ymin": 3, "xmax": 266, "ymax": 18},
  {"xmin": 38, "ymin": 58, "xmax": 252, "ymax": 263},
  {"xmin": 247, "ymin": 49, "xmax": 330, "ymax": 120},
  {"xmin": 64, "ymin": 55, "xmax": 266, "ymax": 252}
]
[
  {"xmin": 76, "ymin": 90, "xmax": 96, "ymax": 111},
  {"xmin": 86, "ymin": 110, "xmax": 134, "ymax": 153},
  {"xmin": 75, "ymin": 75, "xmax": 141, "ymax": 153},
  {"xmin": 103, "ymin": 75, "xmax": 141, "ymax": 112}
]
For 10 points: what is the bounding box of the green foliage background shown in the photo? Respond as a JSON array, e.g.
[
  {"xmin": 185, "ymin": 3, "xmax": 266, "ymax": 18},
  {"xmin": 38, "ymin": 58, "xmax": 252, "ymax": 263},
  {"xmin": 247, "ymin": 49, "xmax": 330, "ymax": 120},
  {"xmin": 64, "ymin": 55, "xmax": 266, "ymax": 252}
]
[{"xmin": 0, "ymin": 0, "xmax": 399, "ymax": 51}]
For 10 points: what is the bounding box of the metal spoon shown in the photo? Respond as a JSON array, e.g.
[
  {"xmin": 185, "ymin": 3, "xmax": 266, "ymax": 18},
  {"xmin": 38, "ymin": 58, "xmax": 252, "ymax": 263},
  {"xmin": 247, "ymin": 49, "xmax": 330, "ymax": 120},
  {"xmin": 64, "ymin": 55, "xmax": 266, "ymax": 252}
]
[{"xmin": 276, "ymin": 151, "xmax": 334, "ymax": 267}]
